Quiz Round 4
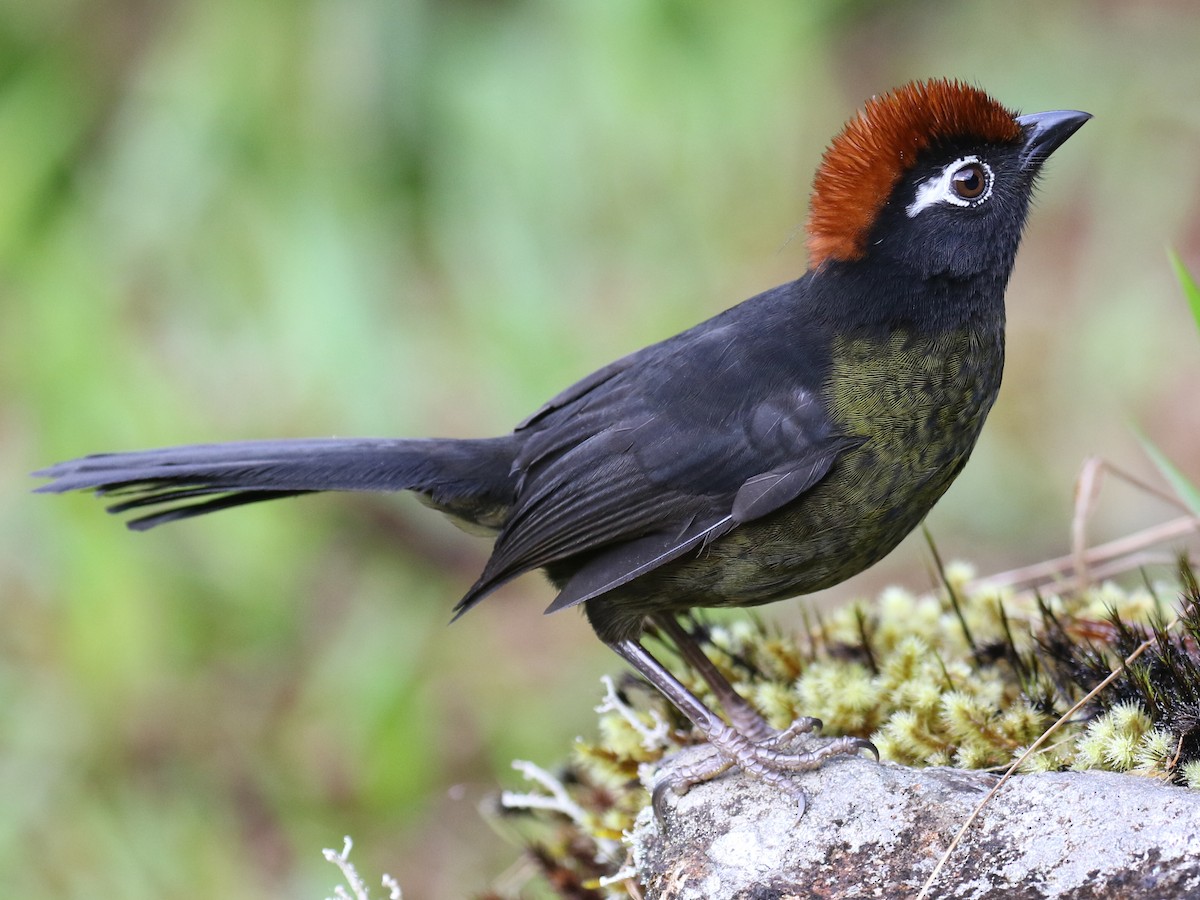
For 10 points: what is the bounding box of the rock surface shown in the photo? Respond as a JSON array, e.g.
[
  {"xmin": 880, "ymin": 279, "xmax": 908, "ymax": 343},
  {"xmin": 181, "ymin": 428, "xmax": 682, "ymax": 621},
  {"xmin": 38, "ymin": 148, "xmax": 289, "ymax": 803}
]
[{"xmin": 631, "ymin": 748, "xmax": 1200, "ymax": 899}]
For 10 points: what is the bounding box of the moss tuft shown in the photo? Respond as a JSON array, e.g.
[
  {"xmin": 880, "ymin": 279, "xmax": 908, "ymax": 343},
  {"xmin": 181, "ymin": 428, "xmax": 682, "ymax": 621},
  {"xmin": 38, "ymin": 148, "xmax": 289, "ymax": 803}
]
[{"xmin": 490, "ymin": 561, "xmax": 1200, "ymax": 898}]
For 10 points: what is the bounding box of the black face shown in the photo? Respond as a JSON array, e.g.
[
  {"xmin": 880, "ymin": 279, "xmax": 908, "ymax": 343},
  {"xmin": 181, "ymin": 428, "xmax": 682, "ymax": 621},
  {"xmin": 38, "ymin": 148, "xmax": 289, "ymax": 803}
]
[{"xmin": 868, "ymin": 139, "xmax": 1036, "ymax": 282}]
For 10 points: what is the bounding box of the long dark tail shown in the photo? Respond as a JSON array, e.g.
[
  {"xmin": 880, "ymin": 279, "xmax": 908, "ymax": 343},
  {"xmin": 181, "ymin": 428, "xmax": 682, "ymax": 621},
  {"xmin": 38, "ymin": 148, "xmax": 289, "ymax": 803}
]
[{"xmin": 34, "ymin": 436, "xmax": 519, "ymax": 531}]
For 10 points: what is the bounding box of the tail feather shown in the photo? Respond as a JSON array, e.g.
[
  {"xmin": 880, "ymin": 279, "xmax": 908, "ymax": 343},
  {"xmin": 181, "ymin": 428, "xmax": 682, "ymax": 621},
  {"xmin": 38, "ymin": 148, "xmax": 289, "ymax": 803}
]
[
  {"xmin": 34, "ymin": 437, "xmax": 518, "ymax": 530},
  {"xmin": 110, "ymin": 489, "xmax": 314, "ymax": 531}
]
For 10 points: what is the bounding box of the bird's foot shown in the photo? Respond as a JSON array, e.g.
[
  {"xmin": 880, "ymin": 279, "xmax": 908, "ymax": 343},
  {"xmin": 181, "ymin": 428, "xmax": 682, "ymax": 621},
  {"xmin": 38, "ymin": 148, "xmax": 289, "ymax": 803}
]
[{"xmin": 652, "ymin": 717, "xmax": 877, "ymax": 820}]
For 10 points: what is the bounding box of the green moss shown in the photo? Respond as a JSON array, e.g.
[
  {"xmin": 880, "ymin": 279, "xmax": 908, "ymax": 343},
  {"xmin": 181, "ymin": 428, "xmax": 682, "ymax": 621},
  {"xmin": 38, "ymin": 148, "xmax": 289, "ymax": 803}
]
[{"xmin": 492, "ymin": 562, "xmax": 1200, "ymax": 898}]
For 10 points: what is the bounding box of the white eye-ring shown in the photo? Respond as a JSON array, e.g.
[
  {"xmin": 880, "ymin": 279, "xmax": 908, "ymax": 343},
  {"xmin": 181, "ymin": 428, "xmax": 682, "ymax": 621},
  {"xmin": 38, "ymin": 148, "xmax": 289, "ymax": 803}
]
[{"xmin": 906, "ymin": 156, "xmax": 994, "ymax": 218}]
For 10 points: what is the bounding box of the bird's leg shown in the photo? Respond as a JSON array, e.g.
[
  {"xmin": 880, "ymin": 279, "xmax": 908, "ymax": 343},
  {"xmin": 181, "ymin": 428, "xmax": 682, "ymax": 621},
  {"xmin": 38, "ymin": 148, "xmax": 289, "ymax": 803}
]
[
  {"xmin": 651, "ymin": 614, "xmax": 870, "ymax": 752},
  {"xmin": 611, "ymin": 638, "xmax": 877, "ymax": 815},
  {"xmin": 651, "ymin": 613, "xmax": 776, "ymax": 742}
]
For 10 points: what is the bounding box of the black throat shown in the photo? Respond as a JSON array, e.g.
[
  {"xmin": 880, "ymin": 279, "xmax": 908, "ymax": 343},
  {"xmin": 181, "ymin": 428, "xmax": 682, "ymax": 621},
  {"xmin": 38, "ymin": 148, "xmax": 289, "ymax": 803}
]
[{"xmin": 804, "ymin": 256, "xmax": 1010, "ymax": 338}]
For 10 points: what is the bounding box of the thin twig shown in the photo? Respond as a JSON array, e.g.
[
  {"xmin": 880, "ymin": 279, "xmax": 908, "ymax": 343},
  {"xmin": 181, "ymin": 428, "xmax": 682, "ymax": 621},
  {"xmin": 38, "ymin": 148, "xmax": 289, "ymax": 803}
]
[
  {"xmin": 1071, "ymin": 457, "xmax": 1194, "ymax": 589},
  {"xmin": 914, "ymin": 628, "xmax": 1166, "ymax": 900},
  {"xmin": 965, "ymin": 515, "xmax": 1199, "ymax": 594}
]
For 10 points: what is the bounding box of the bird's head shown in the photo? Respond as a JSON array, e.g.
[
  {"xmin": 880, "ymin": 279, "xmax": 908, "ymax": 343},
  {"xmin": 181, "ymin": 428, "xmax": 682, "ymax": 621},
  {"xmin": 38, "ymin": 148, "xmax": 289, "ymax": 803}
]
[{"xmin": 806, "ymin": 79, "xmax": 1090, "ymax": 283}]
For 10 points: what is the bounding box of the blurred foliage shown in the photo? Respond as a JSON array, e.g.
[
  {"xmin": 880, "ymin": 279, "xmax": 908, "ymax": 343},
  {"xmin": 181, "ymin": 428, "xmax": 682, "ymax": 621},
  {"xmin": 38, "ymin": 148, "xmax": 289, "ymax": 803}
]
[
  {"xmin": 1171, "ymin": 251, "xmax": 1200, "ymax": 334},
  {"xmin": 1137, "ymin": 257, "xmax": 1200, "ymax": 519},
  {"xmin": 3, "ymin": 0, "xmax": 1200, "ymax": 897}
]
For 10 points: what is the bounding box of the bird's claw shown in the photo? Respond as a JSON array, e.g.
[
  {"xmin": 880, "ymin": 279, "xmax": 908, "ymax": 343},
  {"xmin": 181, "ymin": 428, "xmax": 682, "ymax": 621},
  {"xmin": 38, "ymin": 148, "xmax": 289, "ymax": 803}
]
[
  {"xmin": 650, "ymin": 716, "xmax": 876, "ymax": 828},
  {"xmin": 853, "ymin": 736, "xmax": 881, "ymax": 761}
]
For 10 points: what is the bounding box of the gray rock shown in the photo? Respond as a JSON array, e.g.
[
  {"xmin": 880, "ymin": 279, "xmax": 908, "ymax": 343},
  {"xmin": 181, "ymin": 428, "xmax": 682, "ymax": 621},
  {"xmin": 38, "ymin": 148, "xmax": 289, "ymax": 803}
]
[{"xmin": 631, "ymin": 748, "xmax": 1200, "ymax": 899}]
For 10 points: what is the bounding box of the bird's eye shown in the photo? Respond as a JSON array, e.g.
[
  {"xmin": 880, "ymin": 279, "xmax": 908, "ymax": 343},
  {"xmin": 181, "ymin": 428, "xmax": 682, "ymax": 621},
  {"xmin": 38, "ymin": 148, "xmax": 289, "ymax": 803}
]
[
  {"xmin": 906, "ymin": 155, "xmax": 994, "ymax": 217},
  {"xmin": 951, "ymin": 163, "xmax": 988, "ymax": 200}
]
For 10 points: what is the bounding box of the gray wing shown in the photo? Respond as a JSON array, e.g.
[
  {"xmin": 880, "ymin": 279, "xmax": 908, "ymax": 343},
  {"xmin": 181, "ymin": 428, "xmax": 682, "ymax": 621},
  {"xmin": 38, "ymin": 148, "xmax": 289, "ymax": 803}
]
[
  {"xmin": 542, "ymin": 439, "xmax": 857, "ymax": 613},
  {"xmin": 451, "ymin": 313, "xmax": 856, "ymax": 617}
]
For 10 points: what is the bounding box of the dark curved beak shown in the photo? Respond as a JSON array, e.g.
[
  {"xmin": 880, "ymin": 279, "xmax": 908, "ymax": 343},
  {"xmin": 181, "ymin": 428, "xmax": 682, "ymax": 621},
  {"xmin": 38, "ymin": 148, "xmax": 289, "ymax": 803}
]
[{"xmin": 1015, "ymin": 109, "xmax": 1092, "ymax": 171}]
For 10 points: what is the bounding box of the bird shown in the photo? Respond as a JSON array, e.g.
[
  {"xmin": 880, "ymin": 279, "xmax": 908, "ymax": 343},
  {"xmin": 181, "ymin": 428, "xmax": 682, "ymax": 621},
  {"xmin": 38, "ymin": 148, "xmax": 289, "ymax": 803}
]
[{"xmin": 35, "ymin": 79, "xmax": 1090, "ymax": 811}]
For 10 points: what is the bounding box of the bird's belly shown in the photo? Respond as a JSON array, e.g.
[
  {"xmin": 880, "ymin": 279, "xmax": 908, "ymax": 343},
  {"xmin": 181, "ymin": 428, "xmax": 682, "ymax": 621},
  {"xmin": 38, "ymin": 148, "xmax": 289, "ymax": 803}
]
[
  {"xmin": 587, "ymin": 328, "xmax": 1003, "ymax": 639},
  {"xmin": 646, "ymin": 348, "xmax": 997, "ymax": 606},
  {"xmin": 702, "ymin": 446, "xmax": 968, "ymax": 604}
]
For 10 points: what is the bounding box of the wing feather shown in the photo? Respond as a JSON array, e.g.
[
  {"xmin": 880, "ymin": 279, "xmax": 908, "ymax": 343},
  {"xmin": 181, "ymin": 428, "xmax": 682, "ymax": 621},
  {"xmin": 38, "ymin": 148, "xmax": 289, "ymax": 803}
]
[{"xmin": 452, "ymin": 276, "xmax": 850, "ymax": 616}]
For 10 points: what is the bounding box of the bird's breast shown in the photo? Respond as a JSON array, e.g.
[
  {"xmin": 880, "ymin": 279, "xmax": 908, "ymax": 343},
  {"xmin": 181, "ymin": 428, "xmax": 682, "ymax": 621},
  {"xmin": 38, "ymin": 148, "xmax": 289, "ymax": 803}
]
[
  {"xmin": 783, "ymin": 325, "xmax": 1005, "ymax": 572},
  {"xmin": 698, "ymin": 325, "xmax": 1004, "ymax": 603},
  {"xmin": 586, "ymin": 326, "xmax": 1006, "ymax": 625},
  {"xmin": 825, "ymin": 326, "xmax": 1004, "ymax": 464}
]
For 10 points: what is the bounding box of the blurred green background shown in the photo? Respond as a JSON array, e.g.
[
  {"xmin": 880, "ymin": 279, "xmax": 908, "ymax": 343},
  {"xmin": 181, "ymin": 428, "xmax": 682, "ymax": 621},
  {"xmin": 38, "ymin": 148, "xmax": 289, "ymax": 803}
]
[{"xmin": 5, "ymin": 0, "xmax": 1200, "ymax": 896}]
